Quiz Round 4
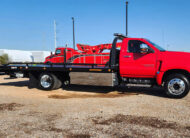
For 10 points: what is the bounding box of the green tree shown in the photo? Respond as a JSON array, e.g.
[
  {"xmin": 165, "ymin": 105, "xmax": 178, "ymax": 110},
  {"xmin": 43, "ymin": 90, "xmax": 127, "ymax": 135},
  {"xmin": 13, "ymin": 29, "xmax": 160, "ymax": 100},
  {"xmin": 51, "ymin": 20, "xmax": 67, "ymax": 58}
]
[{"xmin": 0, "ymin": 54, "xmax": 9, "ymax": 64}]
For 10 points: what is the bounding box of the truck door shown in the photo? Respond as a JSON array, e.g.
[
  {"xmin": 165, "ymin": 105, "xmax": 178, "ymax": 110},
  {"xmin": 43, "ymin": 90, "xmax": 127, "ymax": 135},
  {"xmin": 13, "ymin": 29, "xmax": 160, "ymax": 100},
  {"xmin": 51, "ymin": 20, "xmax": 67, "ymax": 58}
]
[
  {"xmin": 120, "ymin": 40, "xmax": 157, "ymax": 78},
  {"xmin": 51, "ymin": 49, "xmax": 64, "ymax": 63}
]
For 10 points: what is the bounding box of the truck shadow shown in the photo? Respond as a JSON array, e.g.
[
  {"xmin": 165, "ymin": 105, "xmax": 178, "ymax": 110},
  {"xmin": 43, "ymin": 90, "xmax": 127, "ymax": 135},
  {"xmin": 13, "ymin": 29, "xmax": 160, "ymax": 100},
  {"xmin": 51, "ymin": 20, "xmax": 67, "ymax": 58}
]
[
  {"xmin": 119, "ymin": 86, "xmax": 166, "ymax": 98},
  {"xmin": 63, "ymin": 84, "xmax": 167, "ymax": 98},
  {"xmin": 0, "ymin": 80, "xmax": 29, "ymax": 87},
  {"xmin": 0, "ymin": 80, "xmax": 166, "ymax": 98},
  {"xmin": 64, "ymin": 84, "xmax": 114, "ymax": 93}
]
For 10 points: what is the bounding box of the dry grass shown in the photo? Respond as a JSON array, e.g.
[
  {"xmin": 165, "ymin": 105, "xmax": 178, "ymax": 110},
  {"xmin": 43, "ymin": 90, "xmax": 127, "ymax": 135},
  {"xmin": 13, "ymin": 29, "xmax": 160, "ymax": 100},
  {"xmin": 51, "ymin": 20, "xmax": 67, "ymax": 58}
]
[
  {"xmin": 66, "ymin": 134, "xmax": 91, "ymax": 138},
  {"xmin": 92, "ymin": 114, "xmax": 179, "ymax": 129},
  {"xmin": 91, "ymin": 114, "xmax": 190, "ymax": 137},
  {"xmin": 0, "ymin": 54, "xmax": 9, "ymax": 64},
  {"xmin": 0, "ymin": 103, "xmax": 23, "ymax": 111},
  {"xmin": 186, "ymin": 126, "xmax": 190, "ymax": 130}
]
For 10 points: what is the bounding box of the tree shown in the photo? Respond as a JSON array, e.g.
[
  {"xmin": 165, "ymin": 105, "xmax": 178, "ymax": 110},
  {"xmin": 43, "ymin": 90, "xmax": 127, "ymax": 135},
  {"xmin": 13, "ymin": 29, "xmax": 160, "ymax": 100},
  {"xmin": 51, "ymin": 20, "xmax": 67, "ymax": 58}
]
[{"xmin": 0, "ymin": 54, "xmax": 9, "ymax": 64}]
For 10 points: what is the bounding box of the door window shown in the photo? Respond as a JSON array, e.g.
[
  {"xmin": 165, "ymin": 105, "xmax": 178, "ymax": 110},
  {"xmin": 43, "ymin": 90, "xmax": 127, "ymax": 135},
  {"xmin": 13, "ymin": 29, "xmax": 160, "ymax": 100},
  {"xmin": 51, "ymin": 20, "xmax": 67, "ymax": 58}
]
[{"xmin": 128, "ymin": 40, "xmax": 152, "ymax": 53}]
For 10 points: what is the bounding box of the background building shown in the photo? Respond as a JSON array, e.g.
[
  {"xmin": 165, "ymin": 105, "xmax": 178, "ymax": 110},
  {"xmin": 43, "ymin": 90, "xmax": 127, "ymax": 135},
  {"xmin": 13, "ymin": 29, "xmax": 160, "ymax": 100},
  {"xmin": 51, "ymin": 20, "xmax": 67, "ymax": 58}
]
[{"xmin": 0, "ymin": 49, "xmax": 50, "ymax": 62}]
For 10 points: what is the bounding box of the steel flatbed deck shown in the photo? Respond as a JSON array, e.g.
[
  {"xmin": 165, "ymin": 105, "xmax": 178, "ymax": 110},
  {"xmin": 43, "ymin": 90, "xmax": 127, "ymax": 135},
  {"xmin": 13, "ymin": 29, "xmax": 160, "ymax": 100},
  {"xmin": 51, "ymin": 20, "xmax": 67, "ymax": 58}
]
[{"xmin": 0, "ymin": 62, "xmax": 115, "ymax": 74}]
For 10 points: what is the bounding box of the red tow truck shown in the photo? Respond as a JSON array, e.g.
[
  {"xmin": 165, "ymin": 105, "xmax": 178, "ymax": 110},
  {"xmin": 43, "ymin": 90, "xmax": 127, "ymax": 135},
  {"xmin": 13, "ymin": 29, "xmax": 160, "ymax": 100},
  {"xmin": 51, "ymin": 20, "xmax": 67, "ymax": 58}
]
[
  {"xmin": 45, "ymin": 43, "xmax": 122, "ymax": 65},
  {"xmin": 0, "ymin": 33, "xmax": 190, "ymax": 98}
]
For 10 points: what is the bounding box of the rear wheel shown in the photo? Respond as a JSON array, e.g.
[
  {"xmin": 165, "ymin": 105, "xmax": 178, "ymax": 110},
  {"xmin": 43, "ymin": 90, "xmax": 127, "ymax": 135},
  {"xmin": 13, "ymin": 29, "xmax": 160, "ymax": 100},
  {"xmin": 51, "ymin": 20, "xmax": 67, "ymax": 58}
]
[
  {"xmin": 39, "ymin": 73, "xmax": 62, "ymax": 90},
  {"xmin": 164, "ymin": 73, "xmax": 190, "ymax": 98}
]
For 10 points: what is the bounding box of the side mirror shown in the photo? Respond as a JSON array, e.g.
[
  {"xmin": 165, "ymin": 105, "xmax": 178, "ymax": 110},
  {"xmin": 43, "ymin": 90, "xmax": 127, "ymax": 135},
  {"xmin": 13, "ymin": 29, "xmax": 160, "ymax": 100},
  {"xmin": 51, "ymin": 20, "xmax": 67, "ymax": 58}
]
[
  {"xmin": 140, "ymin": 44, "xmax": 153, "ymax": 53},
  {"xmin": 140, "ymin": 48, "xmax": 148, "ymax": 53},
  {"xmin": 148, "ymin": 49, "xmax": 154, "ymax": 53}
]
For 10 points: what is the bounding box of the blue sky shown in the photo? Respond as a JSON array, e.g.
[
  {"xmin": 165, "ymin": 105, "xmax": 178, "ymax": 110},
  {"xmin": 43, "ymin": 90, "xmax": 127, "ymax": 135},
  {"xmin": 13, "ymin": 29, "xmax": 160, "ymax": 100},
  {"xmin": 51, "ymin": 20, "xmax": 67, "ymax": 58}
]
[{"xmin": 0, "ymin": 0, "xmax": 190, "ymax": 52}]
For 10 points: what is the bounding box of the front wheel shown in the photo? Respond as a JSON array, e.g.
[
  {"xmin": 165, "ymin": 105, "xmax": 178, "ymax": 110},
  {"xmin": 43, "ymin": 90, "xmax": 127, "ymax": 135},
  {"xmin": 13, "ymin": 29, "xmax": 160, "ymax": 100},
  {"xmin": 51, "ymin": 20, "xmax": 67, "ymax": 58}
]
[{"xmin": 164, "ymin": 73, "xmax": 190, "ymax": 98}]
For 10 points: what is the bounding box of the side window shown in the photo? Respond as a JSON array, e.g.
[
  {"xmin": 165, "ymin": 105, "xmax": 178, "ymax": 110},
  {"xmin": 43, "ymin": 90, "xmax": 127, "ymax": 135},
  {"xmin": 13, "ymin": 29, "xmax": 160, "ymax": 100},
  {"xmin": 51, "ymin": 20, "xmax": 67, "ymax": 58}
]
[
  {"xmin": 128, "ymin": 40, "xmax": 141, "ymax": 53},
  {"xmin": 128, "ymin": 40, "xmax": 152, "ymax": 53}
]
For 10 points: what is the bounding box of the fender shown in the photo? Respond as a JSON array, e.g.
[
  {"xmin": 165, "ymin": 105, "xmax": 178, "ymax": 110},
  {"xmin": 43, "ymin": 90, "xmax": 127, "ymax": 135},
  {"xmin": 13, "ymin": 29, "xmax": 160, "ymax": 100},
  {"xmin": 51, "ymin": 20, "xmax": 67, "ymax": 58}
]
[
  {"xmin": 156, "ymin": 69, "xmax": 190, "ymax": 86},
  {"xmin": 156, "ymin": 71, "xmax": 164, "ymax": 85},
  {"xmin": 156, "ymin": 60, "xmax": 164, "ymax": 85}
]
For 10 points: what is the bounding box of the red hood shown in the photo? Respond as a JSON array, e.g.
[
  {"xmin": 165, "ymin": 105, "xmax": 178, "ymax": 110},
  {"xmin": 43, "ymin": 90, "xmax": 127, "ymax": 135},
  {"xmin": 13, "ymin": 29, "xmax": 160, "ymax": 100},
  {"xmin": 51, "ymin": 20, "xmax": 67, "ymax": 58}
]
[
  {"xmin": 159, "ymin": 51, "xmax": 190, "ymax": 60},
  {"xmin": 158, "ymin": 51, "xmax": 190, "ymax": 72},
  {"xmin": 46, "ymin": 54, "xmax": 55, "ymax": 59}
]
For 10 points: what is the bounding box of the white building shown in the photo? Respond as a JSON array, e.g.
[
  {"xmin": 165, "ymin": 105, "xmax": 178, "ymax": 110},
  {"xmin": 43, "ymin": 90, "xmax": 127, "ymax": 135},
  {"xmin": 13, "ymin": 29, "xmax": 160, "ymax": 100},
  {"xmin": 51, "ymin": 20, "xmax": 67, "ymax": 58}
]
[{"xmin": 0, "ymin": 49, "xmax": 51, "ymax": 63}]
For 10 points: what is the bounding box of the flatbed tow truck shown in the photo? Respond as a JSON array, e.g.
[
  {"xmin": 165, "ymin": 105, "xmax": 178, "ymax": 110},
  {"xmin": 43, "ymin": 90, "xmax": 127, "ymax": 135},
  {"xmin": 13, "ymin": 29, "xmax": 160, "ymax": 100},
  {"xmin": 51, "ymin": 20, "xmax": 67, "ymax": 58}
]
[{"xmin": 0, "ymin": 34, "xmax": 190, "ymax": 98}]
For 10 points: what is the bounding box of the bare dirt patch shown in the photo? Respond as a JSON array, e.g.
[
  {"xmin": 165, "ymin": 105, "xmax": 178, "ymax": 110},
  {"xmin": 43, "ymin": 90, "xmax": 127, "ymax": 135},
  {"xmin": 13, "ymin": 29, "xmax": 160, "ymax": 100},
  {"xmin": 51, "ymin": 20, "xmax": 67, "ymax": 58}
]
[
  {"xmin": 0, "ymin": 103, "xmax": 23, "ymax": 111},
  {"xmin": 48, "ymin": 92, "xmax": 138, "ymax": 99}
]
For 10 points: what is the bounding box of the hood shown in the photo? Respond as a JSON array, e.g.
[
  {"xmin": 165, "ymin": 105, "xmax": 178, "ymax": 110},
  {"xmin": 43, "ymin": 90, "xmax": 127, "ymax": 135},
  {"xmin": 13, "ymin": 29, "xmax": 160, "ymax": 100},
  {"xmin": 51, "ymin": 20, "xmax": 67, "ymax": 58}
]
[
  {"xmin": 45, "ymin": 54, "xmax": 55, "ymax": 59},
  {"xmin": 158, "ymin": 51, "xmax": 190, "ymax": 71},
  {"xmin": 159, "ymin": 51, "xmax": 190, "ymax": 60}
]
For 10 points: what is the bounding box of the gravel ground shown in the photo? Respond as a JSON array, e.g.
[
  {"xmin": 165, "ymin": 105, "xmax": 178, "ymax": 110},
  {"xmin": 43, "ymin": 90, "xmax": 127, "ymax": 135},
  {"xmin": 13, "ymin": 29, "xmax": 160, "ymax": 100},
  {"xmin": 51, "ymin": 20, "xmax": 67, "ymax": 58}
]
[{"xmin": 0, "ymin": 75, "xmax": 189, "ymax": 138}]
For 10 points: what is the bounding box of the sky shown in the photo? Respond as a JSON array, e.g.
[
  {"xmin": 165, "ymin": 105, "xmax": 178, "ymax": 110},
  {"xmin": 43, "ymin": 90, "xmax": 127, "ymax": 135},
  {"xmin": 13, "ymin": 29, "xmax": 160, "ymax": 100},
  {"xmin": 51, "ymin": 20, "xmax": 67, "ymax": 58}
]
[{"xmin": 0, "ymin": 0, "xmax": 190, "ymax": 52}]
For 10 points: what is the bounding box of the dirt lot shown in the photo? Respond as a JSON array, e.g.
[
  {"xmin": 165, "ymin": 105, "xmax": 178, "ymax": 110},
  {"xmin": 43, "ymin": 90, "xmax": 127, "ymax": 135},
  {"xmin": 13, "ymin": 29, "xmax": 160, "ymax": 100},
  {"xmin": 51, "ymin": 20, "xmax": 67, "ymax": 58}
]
[{"xmin": 0, "ymin": 75, "xmax": 189, "ymax": 138}]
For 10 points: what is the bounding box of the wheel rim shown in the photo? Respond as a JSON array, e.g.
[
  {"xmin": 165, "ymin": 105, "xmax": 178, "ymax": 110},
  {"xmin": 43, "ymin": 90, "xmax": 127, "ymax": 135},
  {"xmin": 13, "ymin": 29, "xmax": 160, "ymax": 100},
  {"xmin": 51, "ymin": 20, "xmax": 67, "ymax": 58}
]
[
  {"xmin": 40, "ymin": 75, "xmax": 53, "ymax": 88},
  {"xmin": 168, "ymin": 78, "xmax": 185, "ymax": 95}
]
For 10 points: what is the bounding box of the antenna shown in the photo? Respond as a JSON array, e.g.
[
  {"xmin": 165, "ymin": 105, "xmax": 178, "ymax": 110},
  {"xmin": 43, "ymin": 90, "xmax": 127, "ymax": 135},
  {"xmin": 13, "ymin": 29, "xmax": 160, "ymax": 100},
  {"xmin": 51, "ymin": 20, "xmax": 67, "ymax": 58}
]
[{"xmin": 54, "ymin": 20, "xmax": 57, "ymax": 50}]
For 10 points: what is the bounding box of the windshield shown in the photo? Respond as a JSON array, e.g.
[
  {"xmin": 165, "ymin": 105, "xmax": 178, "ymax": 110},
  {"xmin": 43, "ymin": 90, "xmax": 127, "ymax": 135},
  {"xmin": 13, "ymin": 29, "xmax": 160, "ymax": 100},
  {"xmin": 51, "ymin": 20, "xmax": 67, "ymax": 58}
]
[
  {"xmin": 146, "ymin": 40, "xmax": 166, "ymax": 51},
  {"xmin": 55, "ymin": 49, "xmax": 61, "ymax": 55}
]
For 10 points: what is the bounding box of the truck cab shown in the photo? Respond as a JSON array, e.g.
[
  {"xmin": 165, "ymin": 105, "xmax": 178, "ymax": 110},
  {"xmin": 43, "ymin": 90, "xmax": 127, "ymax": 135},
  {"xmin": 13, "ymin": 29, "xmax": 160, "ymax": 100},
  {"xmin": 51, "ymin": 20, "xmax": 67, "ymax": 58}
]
[
  {"xmin": 45, "ymin": 48, "xmax": 80, "ymax": 63},
  {"xmin": 112, "ymin": 34, "xmax": 190, "ymax": 98}
]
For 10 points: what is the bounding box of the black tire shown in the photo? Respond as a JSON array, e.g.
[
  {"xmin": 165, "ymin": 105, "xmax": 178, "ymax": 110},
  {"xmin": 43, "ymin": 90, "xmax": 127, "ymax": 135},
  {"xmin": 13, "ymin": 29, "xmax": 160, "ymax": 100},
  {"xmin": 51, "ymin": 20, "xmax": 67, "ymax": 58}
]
[
  {"xmin": 38, "ymin": 73, "xmax": 62, "ymax": 90},
  {"xmin": 53, "ymin": 76, "xmax": 63, "ymax": 90},
  {"xmin": 164, "ymin": 73, "xmax": 190, "ymax": 98}
]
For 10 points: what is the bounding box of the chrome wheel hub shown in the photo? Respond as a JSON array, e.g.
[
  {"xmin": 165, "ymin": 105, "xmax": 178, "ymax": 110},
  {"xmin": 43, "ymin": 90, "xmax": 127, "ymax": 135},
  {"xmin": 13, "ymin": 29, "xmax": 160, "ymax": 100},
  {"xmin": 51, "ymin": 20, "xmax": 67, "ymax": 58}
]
[
  {"xmin": 168, "ymin": 78, "xmax": 185, "ymax": 95},
  {"xmin": 40, "ymin": 75, "xmax": 52, "ymax": 88}
]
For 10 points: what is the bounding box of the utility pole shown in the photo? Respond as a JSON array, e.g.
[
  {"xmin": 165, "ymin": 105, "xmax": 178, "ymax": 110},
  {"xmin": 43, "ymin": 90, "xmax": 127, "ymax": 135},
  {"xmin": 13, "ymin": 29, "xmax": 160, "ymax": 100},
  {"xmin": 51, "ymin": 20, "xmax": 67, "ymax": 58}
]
[
  {"xmin": 126, "ymin": 1, "xmax": 129, "ymax": 37},
  {"xmin": 54, "ymin": 20, "xmax": 57, "ymax": 50},
  {"xmin": 72, "ymin": 17, "xmax": 76, "ymax": 50}
]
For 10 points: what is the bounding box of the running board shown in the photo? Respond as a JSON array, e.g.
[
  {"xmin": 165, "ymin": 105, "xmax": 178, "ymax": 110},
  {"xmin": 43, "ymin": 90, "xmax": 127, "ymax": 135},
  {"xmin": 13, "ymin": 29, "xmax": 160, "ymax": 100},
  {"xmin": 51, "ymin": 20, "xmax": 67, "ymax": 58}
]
[{"xmin": 126, "ymin": 84, "xmax": 152, "ymax": 87}]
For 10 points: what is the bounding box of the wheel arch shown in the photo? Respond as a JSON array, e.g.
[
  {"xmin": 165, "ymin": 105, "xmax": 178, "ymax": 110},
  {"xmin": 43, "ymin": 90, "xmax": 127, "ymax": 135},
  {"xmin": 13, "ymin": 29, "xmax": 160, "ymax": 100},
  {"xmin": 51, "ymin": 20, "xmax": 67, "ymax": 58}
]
[{"xmin": 162, "ymin": 69, "xmax": 190, "ymax": 83}]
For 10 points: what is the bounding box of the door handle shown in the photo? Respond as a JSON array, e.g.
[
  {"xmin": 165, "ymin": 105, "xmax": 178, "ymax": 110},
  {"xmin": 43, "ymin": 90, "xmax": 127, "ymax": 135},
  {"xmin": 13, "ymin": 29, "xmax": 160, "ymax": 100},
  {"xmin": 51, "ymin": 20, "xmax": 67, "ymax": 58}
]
[{"xmin": 124, "ymin": 55, "xmax": 131, "ymax": 58}]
